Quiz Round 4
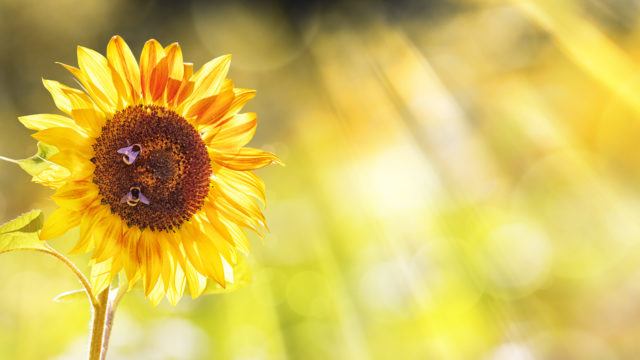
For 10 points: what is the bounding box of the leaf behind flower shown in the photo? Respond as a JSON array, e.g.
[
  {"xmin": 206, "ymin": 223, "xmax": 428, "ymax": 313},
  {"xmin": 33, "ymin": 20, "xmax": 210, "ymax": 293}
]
[
  {"xmin": 0, "ymin": 209, "xmax": 47, "ymax": 254},
  {"xmin": 17, "ymin": 143, "xmax": 69, "ymax": 188}
]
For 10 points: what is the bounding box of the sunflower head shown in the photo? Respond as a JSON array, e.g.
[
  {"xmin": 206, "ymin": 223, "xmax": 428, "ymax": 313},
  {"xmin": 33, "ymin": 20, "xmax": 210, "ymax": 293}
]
[{"xmin": 19, "ymin": 36, "xmax": 280, "ymax": 305}]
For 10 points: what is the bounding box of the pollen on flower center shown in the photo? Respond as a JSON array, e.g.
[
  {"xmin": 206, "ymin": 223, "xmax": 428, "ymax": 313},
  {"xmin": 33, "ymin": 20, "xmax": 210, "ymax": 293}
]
[{"xmin": 92, "ymin": 105, "xmax": 212, "ymax": 231}]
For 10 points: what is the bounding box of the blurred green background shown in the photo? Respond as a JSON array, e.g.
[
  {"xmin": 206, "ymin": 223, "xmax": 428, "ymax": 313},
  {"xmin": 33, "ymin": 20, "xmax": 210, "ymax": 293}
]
[{"xmin": 3, "ymin": 0, "xmax": 640, "ymax": 358}]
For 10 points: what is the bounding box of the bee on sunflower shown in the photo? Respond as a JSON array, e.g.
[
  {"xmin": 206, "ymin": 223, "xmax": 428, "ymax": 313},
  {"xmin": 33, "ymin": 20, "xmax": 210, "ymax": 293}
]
[{"xmin": 15, "ymin": 35, "xmax": 280, "ymax": 306}]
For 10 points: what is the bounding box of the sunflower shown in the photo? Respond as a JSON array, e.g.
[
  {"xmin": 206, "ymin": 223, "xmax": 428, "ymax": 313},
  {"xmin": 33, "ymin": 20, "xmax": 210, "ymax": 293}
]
[{"xmin": 18, "ymin": 36, "xmax": 280, "ymax": 305}]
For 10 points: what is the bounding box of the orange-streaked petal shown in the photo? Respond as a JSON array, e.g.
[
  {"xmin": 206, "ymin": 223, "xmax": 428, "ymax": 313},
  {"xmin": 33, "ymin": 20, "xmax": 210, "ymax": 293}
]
[
  {"xmin": 139, "ymin": 39, "xmax": 165, "ymax": 102},
  {"xmin": 225, "ymin": 88, "xmax": 256, "ymax": 119},
  {"xmin": 107, "ymin": 35, "xmax": 141, "ymax": 102},
  {"xmin": 184, "ymin": 54, "xmax": 231, "ymax": 106},
  {"xmin": 205, "ymin": 112, "xmax": 257, "ymax": 150},
  {"xmin": 149, "ymin": 56, "xmax": 169, "ymax": 102},
  {"xmin": 51, "ymin": 181, "xmax": 99, "ymax": 211},
  {"xmin": 188, "ymin": 89, "xmax": 235, "ymax": 127},
  {"xmin": 164, "ymin": 43, "xmax": 184, "ymax": 102},
  {"xmin": 213, "ymin": 147, "xmax": 282, "ymax": 171},
  {"xmin": 172, "ymin": 63, "xmax": 195, "ymax": 107}
]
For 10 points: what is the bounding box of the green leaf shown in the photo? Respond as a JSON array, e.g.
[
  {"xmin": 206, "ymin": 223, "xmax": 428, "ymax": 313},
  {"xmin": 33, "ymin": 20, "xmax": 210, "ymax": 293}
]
[
  {"xmin": 16, "ymin": 142, "xmax": 58, "ymax": 175},
  {"xmin": 0, "ymin": 210, "xmax": 47, "ymax": 254},
  {"xmin": 0, "ymin": 231, "xmax": 47, "ymax": 254},
  {"xmin": 0, "ymin": 209, "xmax": 43, "ymax": 234},
  {"xmin": 53, "ymin": 289, "xmax": 87, "ymax": 303},
  {"xmin": 16, "ymin": 143, "xmax": 69, "ymax": 188}
]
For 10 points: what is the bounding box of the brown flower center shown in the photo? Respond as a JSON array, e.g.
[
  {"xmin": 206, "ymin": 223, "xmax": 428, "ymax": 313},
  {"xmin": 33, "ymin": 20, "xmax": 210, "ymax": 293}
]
[{"xmin": 92, "ymin": 105, "xmax": 211, "ymax": 231}]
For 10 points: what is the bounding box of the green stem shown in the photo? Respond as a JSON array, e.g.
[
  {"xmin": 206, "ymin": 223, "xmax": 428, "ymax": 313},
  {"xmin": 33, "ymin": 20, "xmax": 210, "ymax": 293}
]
[
  {"xmin": 89, "ymin": 288, "xmax": 110, "ymax": 360},
  {"xmin": 43, "ymin": 245, "xmax": 99, "ymax": 306},
  {"xmin": 4, "ymin": 246, "xmax": 99, "ymax": 306},
  {"xmin": 0, "ymin": 155, "xmax": 18, "ymax": 164}
]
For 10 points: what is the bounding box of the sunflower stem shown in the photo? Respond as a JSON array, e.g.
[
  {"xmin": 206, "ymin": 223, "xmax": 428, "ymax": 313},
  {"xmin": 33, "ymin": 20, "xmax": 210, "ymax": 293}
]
[
  {"xmin": 100, "ymin": 284, "xmax": 127, "ymax": 359},
  {"xmin": 89, "ymin": 288, "xmax": 110, "ymax": 360}
]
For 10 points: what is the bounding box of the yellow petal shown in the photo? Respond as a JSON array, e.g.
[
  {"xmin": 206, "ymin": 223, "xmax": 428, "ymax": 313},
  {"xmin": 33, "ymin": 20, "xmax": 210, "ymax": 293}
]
[
  {"xmin": 31, "ymin": 165, "xmax": 71, "ymax": 189},
  {"xmin": 92, "ymin": 215, "xmax": 123, "ymax": 263},
  {"xmin": 122, "ymin": 226, "xmax": 142, "ymax": 288},
  {"xmin": 194, "ymin": 237, "xmax": 224, "ymax": 285},
  {"xmin": 90, "ymin": 259, "xmax": 113, "ymax": 295},
  {"xmin": 216, "ymin": 166, "xmax": 266, "ymax": 204},
  {"xmin": 49, "ymin": 150, "xmax": 94, "ymax": 181},
  {"xmin": 167, "ymin": 263, "xmax": 187, "ymax": 305},
  {"xmin": 212, "ymin": 188, "xmax": 266, "ymax": 236},
  {"xmin": 184, "ymin": 259, "xmax": 207, "ymax": 298},
  {"xmin": 147, "ymin": 278, "xmax": 166, "ymax": 306},
  {"xmin": 159, "ymin": 236, "xmax": 175, "ymax": 292},
  {"xmin": 203, "ymin": 200, "xmax": 251, "ymax": 253},
  {"xmin": 40, "ymin": 207, "xmax": 81, "ymax": 240},
  {"xmin": 18, "ymin": 114, "xmax": 84, "ymax": 133},
  {"xmin": 180, "ymin": 224, "xmax": 206, "ymax": 275},
  {"xmin": 77, "ymin": 46, "xmax": 118, "ymax": 105},
  {"xmin": 58, "ymin": 84, "xmax": 102, "ymax": 112},
  {"xmin": 197, "ymin": 215, "xmax": 237, "ymax": 265},
  {"xmin": 219, "ymin": 216, "xmax": 251, "ymax": 254},
  {"xmin": 138, "ymin": 229, "xmax": 163, "ymax": 295},
  {"xmin": 182, "ymin": 222, "xmax": 226, "ymax": 287},
  {"xmin": 57, "ymin": 62, "xmax": 115, "ymax": 115},
  {"xmin": 32, "ymin": 127, "xmax": 92, "ymax": 152},
  {"xmin": 70, "ymin": 206, "xmax": 102, "ymax": 254},
  {"xmin": 202, "ymin": 202, "xmax": 233, "ymax": 242},
  {"xmin": 42, "ymin": 79, "xmax": 87, "ymax": 115},
  {"xmin": 70, "ymin": 108, "xmax": 106, "ymax": 137}
]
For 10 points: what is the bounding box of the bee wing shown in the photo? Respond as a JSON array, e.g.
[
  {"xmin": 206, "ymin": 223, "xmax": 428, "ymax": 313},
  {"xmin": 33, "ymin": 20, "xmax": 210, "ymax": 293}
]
[
  {"xmin": 120, "ymin": 193, "xmax": 132, "ymax": 203},
  {"xmin": 139, "ymin": 192, "xmax": 150, "ymax": 205}
]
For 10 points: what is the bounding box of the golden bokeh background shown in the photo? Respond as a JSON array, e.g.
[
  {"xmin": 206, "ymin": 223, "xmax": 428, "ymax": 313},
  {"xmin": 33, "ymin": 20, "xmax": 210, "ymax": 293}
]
[{"xmin": 2, "ymin": 0, "xmax": 640, "ymax": 358}]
